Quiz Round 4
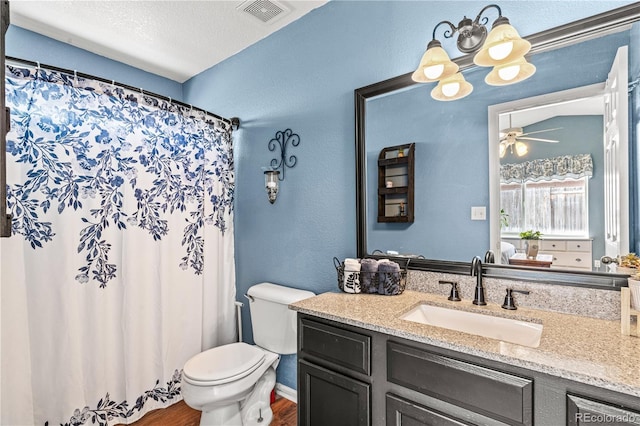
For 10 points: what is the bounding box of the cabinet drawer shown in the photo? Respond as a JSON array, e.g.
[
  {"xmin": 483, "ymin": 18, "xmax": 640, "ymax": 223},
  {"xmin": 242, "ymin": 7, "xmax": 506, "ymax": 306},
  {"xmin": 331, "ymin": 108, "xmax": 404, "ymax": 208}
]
[
  {"xmin": 388, "ymin": 341, "xmax": 533, "ymax": 426},
  {"xmin": 299, "ymin": 317, "xmax": 371, "ymax": 375},
  {"xmin": 567, "ymin": 394, "xmax": 640, "ymax": 425},
  {"xmin": 566, "ymin": 240, "xmax": 591, "ymax": 252},
  {"xmin": 540, "ymin": 240, "xmax": 566, "ymax": 251},
  {"xmin": 386, "ymin": 393, "xmax": 471, "ymax": 426},
  {"xmin": 551, "ymin": 251, "xmax": 590, "ymax": 268}
]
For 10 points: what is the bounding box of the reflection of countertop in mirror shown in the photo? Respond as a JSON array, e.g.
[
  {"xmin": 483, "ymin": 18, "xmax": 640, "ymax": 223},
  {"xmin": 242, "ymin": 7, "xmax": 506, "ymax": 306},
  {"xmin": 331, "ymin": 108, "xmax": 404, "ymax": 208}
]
[
  {"xmin": 290, "ymin": 290, "xmax": 640, "ymax": 397},
  {"xmin": 508, "ymin": 253, "xmax": 553, "ymax": 267}
]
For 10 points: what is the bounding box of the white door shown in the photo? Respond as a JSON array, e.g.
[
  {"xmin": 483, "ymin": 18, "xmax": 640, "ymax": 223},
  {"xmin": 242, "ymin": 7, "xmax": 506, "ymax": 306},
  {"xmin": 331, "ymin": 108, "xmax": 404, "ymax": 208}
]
[{"xmin": 603, "ymin": 45, "xmax": 629, "ymax": 261}]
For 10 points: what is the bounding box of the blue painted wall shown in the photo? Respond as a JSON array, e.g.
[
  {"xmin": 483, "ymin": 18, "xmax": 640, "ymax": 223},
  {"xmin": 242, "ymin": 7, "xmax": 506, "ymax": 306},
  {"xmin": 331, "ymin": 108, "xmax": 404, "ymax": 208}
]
[
  {"xmin": 6, "ymin": 26, "xmax": 183, "ymax": 100},
  {"xmin": 5, "ymin": 0, "xmax": 636, "ymax": 391},
  {"xmin": 182, "ymin": 1, "xmax": 636, "ymax": 389}
]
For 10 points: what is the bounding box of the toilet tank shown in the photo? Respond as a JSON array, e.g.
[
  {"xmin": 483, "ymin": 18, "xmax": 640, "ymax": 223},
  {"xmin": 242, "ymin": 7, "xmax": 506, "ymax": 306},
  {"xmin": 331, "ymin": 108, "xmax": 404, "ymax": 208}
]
[{"xmin": 247, "ymin": 282, "xmax": 315, "ymax": 355}]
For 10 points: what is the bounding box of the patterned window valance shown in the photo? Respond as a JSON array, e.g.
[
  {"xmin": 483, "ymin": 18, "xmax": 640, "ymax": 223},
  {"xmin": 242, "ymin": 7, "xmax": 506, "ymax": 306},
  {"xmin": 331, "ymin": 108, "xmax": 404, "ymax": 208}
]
[{"xmin": 500, "ymin": 154, "xmax": 593, "ymax": 183}]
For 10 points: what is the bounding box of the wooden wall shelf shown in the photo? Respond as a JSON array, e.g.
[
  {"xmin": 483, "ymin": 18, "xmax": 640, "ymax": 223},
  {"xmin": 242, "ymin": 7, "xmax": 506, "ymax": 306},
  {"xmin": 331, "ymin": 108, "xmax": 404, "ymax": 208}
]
[{"xmin": 377, "ymin": 143, "xmax": 414, "ymax": 223}]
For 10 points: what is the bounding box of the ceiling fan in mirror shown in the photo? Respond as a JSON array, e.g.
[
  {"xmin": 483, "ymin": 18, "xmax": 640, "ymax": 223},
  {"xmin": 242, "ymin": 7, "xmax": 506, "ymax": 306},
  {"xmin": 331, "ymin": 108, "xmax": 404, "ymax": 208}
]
[{"xmin": 499, "ymin": 115, "xmax": 560, "ymax": 158}]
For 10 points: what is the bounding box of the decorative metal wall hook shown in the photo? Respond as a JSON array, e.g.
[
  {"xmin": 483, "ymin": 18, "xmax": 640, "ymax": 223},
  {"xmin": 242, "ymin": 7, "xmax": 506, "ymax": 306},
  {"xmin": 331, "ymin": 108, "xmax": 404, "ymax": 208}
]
[
  {"xmin": 268, "ymin": 128, "xmax": 300, "ymax": 181},
  {"xmin": 263, "ymin": 128, "xmax": 300, "ymax": 204}
]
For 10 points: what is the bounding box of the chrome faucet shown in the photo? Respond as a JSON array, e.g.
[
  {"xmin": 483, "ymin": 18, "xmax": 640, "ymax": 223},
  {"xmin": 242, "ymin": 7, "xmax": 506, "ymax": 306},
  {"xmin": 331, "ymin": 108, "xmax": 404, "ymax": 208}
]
[{"xmin": 470, "ymin": 256, "xmax": 486, "ymax": 306}]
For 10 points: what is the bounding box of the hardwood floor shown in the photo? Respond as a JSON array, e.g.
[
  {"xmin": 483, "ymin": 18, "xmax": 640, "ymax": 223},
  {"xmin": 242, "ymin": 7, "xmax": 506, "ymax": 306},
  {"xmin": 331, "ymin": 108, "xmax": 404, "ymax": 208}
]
[{"xmin": 121, "ymin": 397, "xmax": 296, "ymax": 426}]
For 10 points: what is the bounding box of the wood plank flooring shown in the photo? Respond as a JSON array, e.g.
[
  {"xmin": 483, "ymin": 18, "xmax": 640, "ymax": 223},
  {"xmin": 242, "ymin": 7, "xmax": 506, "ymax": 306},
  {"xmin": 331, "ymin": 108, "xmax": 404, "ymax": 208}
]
[{"xmin": 120, "ymin": 397, "xmax": 296, "ymax": 426}]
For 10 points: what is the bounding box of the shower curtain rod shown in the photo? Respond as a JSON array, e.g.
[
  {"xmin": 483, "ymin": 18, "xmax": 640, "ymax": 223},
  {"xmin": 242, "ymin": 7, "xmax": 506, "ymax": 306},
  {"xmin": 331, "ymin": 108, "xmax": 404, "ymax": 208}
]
[{"xmin": 5, "ymin": 55, "xmax": 240, "ymax": 131}]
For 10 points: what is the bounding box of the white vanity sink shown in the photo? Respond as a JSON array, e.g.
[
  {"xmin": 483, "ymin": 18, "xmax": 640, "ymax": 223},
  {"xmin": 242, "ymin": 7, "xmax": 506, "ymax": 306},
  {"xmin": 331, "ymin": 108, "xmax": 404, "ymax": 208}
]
[{"xmin": 400, "ymin": 304, "xmax": 543, "ymax": 348}]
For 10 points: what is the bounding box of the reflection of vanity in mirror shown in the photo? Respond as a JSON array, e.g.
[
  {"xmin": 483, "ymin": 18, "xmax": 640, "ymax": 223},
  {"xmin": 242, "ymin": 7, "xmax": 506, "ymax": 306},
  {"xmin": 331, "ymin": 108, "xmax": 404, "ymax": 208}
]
[
  {"xmin": 489, "ymin": 68, "xmax": 628, "ymax": 272},
  {"xmin": 356, "ymin": 4, "xmax": 639, "ymax": 288}
]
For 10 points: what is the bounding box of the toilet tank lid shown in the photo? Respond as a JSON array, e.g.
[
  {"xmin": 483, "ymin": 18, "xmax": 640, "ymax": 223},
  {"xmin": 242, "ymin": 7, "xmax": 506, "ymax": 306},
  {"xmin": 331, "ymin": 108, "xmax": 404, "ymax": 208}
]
[{"xmin": 248, "ymin": 282, "xmax": 315, "ymax": 304}]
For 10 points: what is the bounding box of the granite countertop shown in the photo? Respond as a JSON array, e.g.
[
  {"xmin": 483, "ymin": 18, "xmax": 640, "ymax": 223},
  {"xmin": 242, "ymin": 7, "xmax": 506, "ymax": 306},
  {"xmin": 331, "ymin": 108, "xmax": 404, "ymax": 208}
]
[{"xmin": 290, "ymin": 290, "xmax": 640, "ymax": 397}]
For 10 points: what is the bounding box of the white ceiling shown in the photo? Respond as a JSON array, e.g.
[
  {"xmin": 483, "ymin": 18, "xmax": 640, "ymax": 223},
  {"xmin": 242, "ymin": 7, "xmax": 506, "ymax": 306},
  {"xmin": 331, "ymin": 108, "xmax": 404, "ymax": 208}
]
[{"xmin": 9, "ymin": 0, "xmax": 327, "ymax": 83}]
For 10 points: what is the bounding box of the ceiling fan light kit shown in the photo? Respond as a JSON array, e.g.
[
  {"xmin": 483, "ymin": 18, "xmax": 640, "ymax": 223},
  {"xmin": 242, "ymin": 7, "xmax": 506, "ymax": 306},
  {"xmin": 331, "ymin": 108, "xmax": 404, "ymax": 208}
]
[
  {"xmin": 412, "ymin": 4, "xmax": 534, "ymax": 101},
  {"xmin": 499, "ymin": 117, "xmax": 560, "ymax": 158}
]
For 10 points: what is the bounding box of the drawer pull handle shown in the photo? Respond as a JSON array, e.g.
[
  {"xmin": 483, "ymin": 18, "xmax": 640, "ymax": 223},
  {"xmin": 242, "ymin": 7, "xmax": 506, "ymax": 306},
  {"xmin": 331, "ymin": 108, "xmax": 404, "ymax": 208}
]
[
  {"xmin": 576, "ymin": 245, "xmax": 581, "ymax": 248},
  {"xmin": 553, "ymin": 257, "xmax": 558, "ymax": 261},
  {"xmin": 575, "ymin": 258, "xmax": 582, "ymax": 262}
]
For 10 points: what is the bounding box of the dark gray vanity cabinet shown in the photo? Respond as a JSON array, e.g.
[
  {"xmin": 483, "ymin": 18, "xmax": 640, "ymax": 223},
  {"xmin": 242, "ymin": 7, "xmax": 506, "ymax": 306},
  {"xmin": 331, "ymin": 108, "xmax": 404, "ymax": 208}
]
[
  {"xmin": 566, "ymin": 394, "xmax": 640, "ymax": 426},
  {"xmin": 298, "ymin": 316, "xmax": 372, "ymax": 426},
  {"xmin": 385, "ymin": 393, "xmax": 471, "ymax": 426},
  {"xmin": 297, "ymin": 313, "xmax": 640, "ymax": 426},
  {"xmin": 387, "ymin": 341, "xmax": 533, "ymax": 425}
]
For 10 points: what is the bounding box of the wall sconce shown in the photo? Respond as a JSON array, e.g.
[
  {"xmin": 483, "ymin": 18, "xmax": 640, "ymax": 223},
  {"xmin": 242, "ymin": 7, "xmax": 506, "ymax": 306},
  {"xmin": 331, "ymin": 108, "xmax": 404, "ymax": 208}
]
[
  {"xmin": 264, "ymin": 169, "xmax": 280, "ymax": 204},
  {"xmin": 264, "ymin": 128, "xmax": 300, "ymax": 204},
  {"xmin": 412, "ymin": 4, "xmax": 535, "ymax": 101}
]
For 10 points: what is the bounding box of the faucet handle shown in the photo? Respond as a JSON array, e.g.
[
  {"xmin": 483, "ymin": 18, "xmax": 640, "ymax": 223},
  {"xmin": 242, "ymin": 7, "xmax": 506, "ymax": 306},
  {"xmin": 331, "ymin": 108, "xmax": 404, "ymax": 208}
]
[
  {"xmin": 439, "ymin": 280, "xmax": 461, "ymax": 302},
  {"xmin": 501, "ymin": 288, "xmax": 530, "ymax": 310}
]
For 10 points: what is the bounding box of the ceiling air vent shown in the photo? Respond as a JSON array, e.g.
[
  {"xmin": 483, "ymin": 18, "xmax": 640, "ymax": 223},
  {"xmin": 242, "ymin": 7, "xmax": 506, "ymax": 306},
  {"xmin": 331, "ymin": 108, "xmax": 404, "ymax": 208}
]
[{"xmin": 237, "ymin": 0, "xmax": 290, "ymax": 24}]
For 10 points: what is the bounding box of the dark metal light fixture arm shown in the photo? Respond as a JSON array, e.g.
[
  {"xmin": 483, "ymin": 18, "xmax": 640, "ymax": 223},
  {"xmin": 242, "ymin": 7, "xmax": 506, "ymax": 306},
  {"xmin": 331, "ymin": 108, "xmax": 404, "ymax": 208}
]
[
  {"xmin": 432, "ymin": 20, "xmax": 458, "ymax": 41},
  {"xmin": 474, "ymin": 4, "xmax": 502, "ymax": 25}
]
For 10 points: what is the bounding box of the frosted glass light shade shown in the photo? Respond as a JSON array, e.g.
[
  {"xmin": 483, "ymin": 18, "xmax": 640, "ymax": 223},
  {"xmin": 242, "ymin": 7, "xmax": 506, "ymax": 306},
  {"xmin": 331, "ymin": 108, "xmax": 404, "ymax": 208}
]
[
  {"xmin": 424, "ymin": 64, "xmax": 445, "ymax": 80},
  {"xmin": 488, "ymin": 41, "xmax": 513, "ymax": 61},
  {"xmin": 485, "ymin": 57, "xmax": 536, "ymax": 86},
  {"xmin": 412, "ymin": 40, "xmax": 459, "ymax": 83},
  {"xmin": 441, "ymin": 82, "xmax": 460, "ymax": 97},
  {"xmin": 499, "ymin": 142, "xmax": 507, "ymax": 158},
  {"xmin": 431, "ymin": 73, "xmax": 473, "ymax": 101},
  {"xmin": 473, "ymin": 18, "xmax": 531, "ymax": 67},
  {"xmin": 498, "ymin": 63, "xmax": 520, "ymax": 81},
  {"xmin": 515, "ymin": 141, "xmax": 528, "ymax": 156}
]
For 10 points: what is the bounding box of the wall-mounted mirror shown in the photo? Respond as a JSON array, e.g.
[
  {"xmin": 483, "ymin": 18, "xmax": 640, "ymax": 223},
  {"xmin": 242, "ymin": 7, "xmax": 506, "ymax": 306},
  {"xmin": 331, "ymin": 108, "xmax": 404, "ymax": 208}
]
[{"xmin": 355, "ymin": 4, "xmax": 640, "ymax": 288}]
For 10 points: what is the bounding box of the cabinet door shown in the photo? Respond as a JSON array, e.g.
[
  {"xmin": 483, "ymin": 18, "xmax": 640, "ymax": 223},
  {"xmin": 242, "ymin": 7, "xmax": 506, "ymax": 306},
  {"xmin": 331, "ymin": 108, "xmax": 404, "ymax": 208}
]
[
  {"xmin": 567, "ymin": 394, "xmax": 640, "ymax": 425},
  {"xmin": 386, "ymin": 394, "xmax": 473, "ymax": 426},
  {"xmin": 298, "ymin": 359, "xmax": 370, "ymax": 426}
]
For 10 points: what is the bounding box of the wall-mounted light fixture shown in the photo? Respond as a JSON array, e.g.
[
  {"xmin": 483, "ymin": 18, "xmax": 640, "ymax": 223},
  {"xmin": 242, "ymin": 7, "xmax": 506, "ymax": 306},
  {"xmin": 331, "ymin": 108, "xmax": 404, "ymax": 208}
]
[
  {"xmin": 264, "ymin": 128, "xmax": 300, "ymax": 204},
  {"xmin": 412, "ymin": 4, "xmax": 535, "ymax": 101},
  {"xmin": 264, "ymin": 169, "xmax": 280, "ymax": 204}
]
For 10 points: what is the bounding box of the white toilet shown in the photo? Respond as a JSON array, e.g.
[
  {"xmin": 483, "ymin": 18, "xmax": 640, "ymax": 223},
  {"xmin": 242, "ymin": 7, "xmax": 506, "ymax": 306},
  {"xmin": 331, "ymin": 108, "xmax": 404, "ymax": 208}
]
[{"xmin": 181, "ymin": 282, "xmax": 314, "ymax": 426}]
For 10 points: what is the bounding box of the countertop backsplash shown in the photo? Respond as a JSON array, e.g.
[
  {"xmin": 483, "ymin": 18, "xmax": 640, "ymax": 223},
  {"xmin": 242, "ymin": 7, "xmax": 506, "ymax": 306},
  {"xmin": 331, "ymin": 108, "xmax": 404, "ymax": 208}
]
[{"xmin": 407, "ymin": 270, "xmax": 621, "ymax": 321}]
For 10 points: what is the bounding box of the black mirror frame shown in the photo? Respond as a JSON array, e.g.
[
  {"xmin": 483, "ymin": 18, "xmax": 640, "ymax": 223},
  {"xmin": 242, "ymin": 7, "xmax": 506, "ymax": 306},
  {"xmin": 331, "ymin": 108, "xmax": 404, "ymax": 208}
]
[{"xmin": 355, "ymin": 3, "xmax": 640, "ymax": 290}]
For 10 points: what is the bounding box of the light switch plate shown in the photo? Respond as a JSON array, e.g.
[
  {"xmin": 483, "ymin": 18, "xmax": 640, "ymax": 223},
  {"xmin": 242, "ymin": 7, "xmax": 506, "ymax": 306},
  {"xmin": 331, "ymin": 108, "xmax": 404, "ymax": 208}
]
[{"xmin": 471, "ymin": 206, "xmax": 486, "ymax": 220}]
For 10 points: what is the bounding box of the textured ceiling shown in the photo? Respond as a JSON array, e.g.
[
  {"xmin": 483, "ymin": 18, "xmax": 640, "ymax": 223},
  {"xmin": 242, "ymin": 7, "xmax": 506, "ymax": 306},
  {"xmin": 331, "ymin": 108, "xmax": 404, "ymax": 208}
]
[{"xmin": 9, "ymin": 0, "xmax": 327, "ymax": 83}]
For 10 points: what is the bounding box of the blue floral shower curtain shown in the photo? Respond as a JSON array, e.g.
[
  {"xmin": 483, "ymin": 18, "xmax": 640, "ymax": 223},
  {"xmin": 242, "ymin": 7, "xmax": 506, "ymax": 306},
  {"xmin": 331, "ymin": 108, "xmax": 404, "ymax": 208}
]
[{"xmin": 0, "ymin": 65, "xmax": 237, "ymax": 425}]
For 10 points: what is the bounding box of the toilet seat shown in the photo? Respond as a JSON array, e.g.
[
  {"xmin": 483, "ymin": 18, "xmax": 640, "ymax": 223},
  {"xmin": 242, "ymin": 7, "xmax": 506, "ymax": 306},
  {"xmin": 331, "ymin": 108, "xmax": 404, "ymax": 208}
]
[{"xmin": 183, "ymin": 342, "xmax": 266, "ymax": 386}]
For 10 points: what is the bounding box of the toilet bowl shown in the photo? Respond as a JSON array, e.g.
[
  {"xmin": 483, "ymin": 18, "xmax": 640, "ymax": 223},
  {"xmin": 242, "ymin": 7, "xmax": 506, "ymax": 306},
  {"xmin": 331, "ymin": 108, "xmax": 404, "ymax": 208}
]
[
  {"xmin": 182, "ymin": 342, "xmax": 279, "ymax": 425},
  {"xmin": 181, "ymin": 283, "xmax": 315, "ymax": 426}
]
